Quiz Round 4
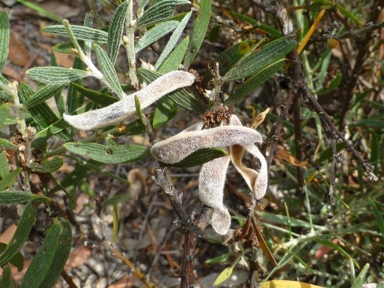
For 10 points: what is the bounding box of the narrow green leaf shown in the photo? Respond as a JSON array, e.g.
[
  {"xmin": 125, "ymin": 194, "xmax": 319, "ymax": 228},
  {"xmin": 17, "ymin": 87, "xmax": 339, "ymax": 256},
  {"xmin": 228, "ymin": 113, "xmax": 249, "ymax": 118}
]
[
  {"xmin": 20, "ymin": 224, "xmax": 62, "ymax": 288},
  {"xmin": 0, "ymin": 265, "xmax": 14, "ymax": 288},
  {"xmin": 152, "ymin": 98, "xmax": 178, "ymax": 129},
  {"xmin": 257, "ymin": 211, "xmax": 318, "ymax": 229},
  {"xmin": 315, "ymin": 142, "xmax": 346, "ymax": 164},
  {"xmin": 94, "ymin": 44, "xmax": 124, "ymax": 98},
  {"xmin": 71, "ymin": 82, "xmax": 118, "ymax": 106},
  {"xmin": 154, "ymin": 11, "xmax": 192, "ymax": 70},
  {"xmin": 0, "ymin": 168, "xmax": 22, "ymax": 191},
  {"xmin": 223, "ymin": 35, "xmax": 297, "ymax": 81},
  {"xmin": 308, "ymin": 0, "xmax": 334, "ymax": 11},
  {"xmin": 0, "ymin": 151, "xmax": 9, "ymax": 178},
  {"xmin": 316, "ymin": 72, "xmax": 342, "ymax": 95},
  {"xmin": 53, "ymin": 42, "xmax": 75, "ymax": 54},
  {"xmin": 27, "ymin": 157, "xmax": 64, "ymax": 173},
  {"xmin": 0, "ymin": 197, "xmax": 49, "ymax": 267},
  {"xmin": 0, "ymin": 139, "xmax": 18, "ymax": 150},
  {"xmin": 232, "ymin": 12, "xmax": 281, "ymax": 38},
  {"xmin": 0, "ymin": 103, "xmax": 11, "ymax": 129},
  {"xmin": 314, "ymin": 238, "xmax": 356, "ymax": 265},
  {"xmin": 32, "ymin": 119, "xmax": 70, "ymax": 144},
  {"xmin": 138, "ymin": 68, "xmax": 203, "ymax": 112},
  {"xmin": 350, "ymin": 119, "xmax": 384, "ymax": 128},
  {"xmin": 39, "ymin": 220, "xmax": 72, "ymax": 288},
  {"xmin": 64, "ymin": 142, "xmax": 149, "ymax": 164},
  {"xmin": 108, "ymin": 1, "xmax": 129, "ymax": 64},
  {"xmin": 0, "ymin": 191, "xmax": 37, "ymax": 205},
  {"xmin": 66, "ymin": 58, "xmax": 85, "ymax": 123},
  {"xmin": 171, "ymin": 148, "xmax": 228, "ymax": 168},
  {"xmin": 202, "ymin": 39, "xmax": 260, "ymax": 86},
  {"xmin": 159, "ymin": 36, "xmax": 189, "ymax": 74},
  {"xmin": 43, "ymin": 25, "xmax": 108, "ymax": 43},
  {"xmin": 225, "ymin": 60, "xmax": 283, "ymax": 104},
  {"xmin": 184, "ymin": 0, "xmax": 211, "ymax": 68},
  {"xmin": 0, "ymin": 9, "xmax": 10, "ymax": 72},
  {"xmin": 369, "ymin": 199, "xmax": 384, "ymax": 237},
  {"xmin": 135, "ymin": 20, "xmax": 179, "ymax": 53},
  {"xmin": 19, "ymin": 82, "xmax": 72, "ymax": 143},
  {"xmin": 205, "ymin": 252, "xmax": 234, "ymax": 264},
  {"xmin": 137, "ymin": 0, "xmax": 190, "ymax": 27},
  {"xmin": 83, "ymin": 13, "xmax": 94, "ymax": 55},
  {"xmin": 26, "ymin": 67, "xmax": 89, "ymax": 84},
  {"xmin": 49, "ymin": 159, "xmax": 103, "ymax": 193},
  {"xmin": 14, "ymin": 0, "xmax": 62, "ymax": 23},
  {"xmin": 351, "ymin": 263, "xmax": 370, "ymax": 288},
  {"xmin": 335, "ymin": 3, "xmax": 362, "ymax": 26},
  {"xmin": 0, "ymin": 243, "xmax": 24, "ymax": 272},
  {"xmin": 25, "ymin": 84, "xmax": 65, "ymax": 108}
]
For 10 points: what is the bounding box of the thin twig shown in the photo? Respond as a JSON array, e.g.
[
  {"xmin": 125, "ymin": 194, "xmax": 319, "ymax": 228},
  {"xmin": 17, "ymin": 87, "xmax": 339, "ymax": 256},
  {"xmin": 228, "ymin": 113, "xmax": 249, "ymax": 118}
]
[{"xmin": 264, "ymin": 92, "xmax": 295, "ymax": 168}]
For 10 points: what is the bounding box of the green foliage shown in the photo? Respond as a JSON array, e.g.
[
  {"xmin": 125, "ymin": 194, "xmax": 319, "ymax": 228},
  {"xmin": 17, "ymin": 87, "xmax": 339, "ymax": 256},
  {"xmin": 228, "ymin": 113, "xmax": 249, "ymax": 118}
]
[{"xmin": 0, "ymin": 0, "xmax": 383, "ymax": 287}]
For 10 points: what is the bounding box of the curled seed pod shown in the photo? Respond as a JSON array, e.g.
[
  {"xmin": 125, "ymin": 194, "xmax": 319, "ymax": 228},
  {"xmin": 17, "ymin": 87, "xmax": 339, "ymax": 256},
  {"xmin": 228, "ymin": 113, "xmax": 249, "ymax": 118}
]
[
  {"xmin": 229, "ymin": 114, "xmax": 268, "ymax": 200},
  {"xmin": 199, "ymin": 155, "xmax": 231, "ymax": 235},
  {"xmin": 150, "ymin": 126, "xmax": 263, "ymax": 164},
  {"xmin": 231, "ymin": 144, "xmax": 268, "ymax": 200},
  {"xmin": 245, "ymin": 144, "xmax": 268, "ymax": 199},
  {"xmin": 63, "ymin": 71, "xmax": 196, "ymax": 130}
]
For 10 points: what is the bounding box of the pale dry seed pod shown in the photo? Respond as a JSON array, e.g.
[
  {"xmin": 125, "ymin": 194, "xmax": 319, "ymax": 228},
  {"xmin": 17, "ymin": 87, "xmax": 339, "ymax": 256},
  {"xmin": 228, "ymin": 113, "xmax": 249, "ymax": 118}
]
[
  {"xmin": 63, "ymin": 71, "xmax": 195, "ymax": 130},
  {"xmin": 229, "ymin": 115, "xmax": 268, "ymax": 200},
  {"xmin": 199, "ymin": 155, "xmax": 231, "ymax": 235},
  {"xmin": 150, "ymin": 126, "xmax": 263, "ymax": 164}
]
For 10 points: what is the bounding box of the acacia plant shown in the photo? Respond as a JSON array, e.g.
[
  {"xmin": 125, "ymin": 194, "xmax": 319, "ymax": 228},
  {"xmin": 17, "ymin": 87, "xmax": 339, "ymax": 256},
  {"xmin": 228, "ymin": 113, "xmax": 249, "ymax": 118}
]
[{"xmin": 0, "ymin": 0, "xmax": 383, "ymax": 287}]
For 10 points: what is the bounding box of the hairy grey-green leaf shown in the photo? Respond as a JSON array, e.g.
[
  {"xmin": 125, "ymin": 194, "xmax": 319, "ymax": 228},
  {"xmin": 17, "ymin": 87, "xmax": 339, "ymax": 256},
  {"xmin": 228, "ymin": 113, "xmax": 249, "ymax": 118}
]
[
  {"xmin": 135, "ymin": 21, "xmax": 179, "ymax": 52},
  {"xmin": 108, "ymin": 1, "xmax": 129, "ymax": 64},
  {"xmin": 26, "ymin": 67, "xmax": 90, "ymax": 84},
  {"xmin": 25, "ymin": 84, "xmax": 65, "ymax": 108},
  {"xmin": 0, "ymin": 197, "xmax": 49, "ymax": 267},
  {"xmin": 223, "ymin": 35, "xmax": 297, "ymax": 81},
  {"xmin": 64, "ymin": 143, "xmax": 149, "ymax": 164},
  {"xmin": 44, "ymin": 25, "xmax": 108, "ymax": 43},
  {"xmin": 154, "ymin": 11, "xmax": 191, "ymax": 70},
  {"xmin": 183, "ymin": 0, "xmax": 211, "ymax": 68},
  {"xmin": 94, "ymin": 44, "xmax": 125, "ymax": 99},
  {"xmin": 0, "ymin": 10, "xmax": 10, "ymax": 72},
  {"xmin": 20, "ymin": 224, "xmax": 62, "ymax": 288},
  {"xmin": 137, "ymin": 0, "xmax": 191, "ymax": 27}
]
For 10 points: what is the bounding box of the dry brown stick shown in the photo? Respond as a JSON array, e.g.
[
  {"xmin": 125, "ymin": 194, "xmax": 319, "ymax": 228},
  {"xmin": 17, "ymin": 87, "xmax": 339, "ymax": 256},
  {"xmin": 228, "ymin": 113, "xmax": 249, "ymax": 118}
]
[
  {"xmin": 180, "ymin": 206, "xmax": 214, "ymax": 288},
  {"xmin": 153, "ymin": 168, "xmax": 193, "ymax": 229}
]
